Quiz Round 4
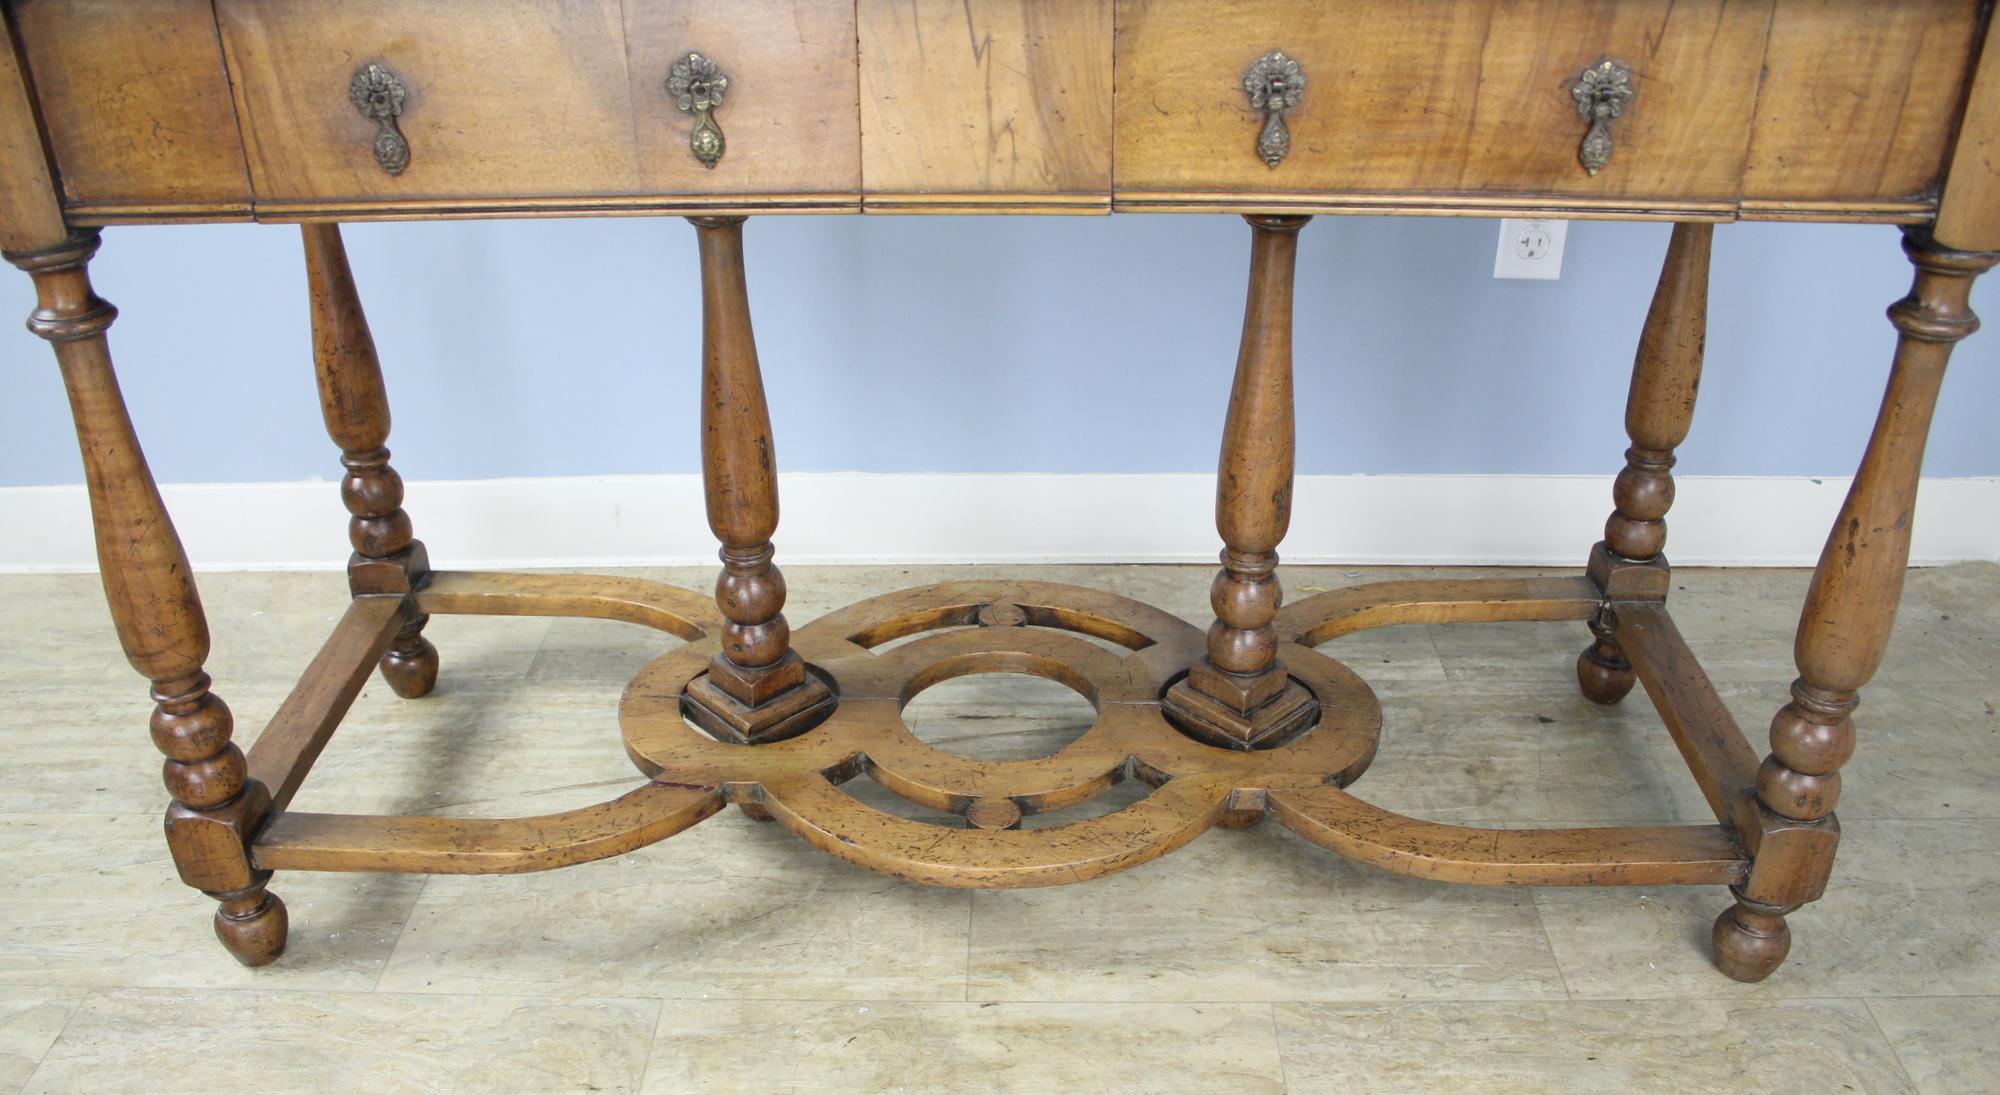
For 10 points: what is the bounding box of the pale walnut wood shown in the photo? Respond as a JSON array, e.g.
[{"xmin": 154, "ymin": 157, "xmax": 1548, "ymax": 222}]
[
  {"xmin": 1276, "ymin": 576, "xmax": 1604, "ymax": 648},
  {"xmin": 1613, "ymin": 602, "xmax": 1762, "ymax": 829},
  {"xmin": 1579, "ymin": 221, "xmax": 1713, "ymax": 700},
  {"xmin": 4, "ymin": 232, "xmax": 284, "ymax": 966},
  {"xmin": 1114, "ymin": 0, "xmax": 1772, "ymax": 211},
  {"xmin": 1745, "ymin": 0, "xmax": 1982, "ymax": 210},
  {"xmin": 10, "ymin": 0, "xmax": 252, "ymax": 219},
  {"xmin": 680, "ymin": 215, "xmax": 835, "ymax": 743},
  {"xmin": 414, "ymin": 570, "xmax": 720, "ymax": 639},
  {"xmin": 858, "ymin": 0, "xmax": 1113, "ymax": 210},
  {"xmin": 301, "ymin": 222, "xmax": 438, "ymax": 695},
  {"xmin": 0, "ymin": 14, "xmax": 67, "ymax": 250},
  {"xmin": 624, "ymin": 579, "xmax": 1382, "ymax": 885},
  {"xmin": 1163, "ymin": 214, "xmax": 1316, "ymax": 750},
  {"xmin": 214, "ymin": 0, "xmax": 642, "ymax": 204},
  {"xmin": 253, "ymin": 781, "xmax": 727, "ymax": 875},
  {"xmin": 244, "ymin": 595, "xmax": 406, "ymax": 812},
  {"xmin": 10, "ymin": 0, "xmax": 1994, "ymax": 221},
  {"xmin": 1934, "ymin": 17, "xmax": 2000, "ymax": 251},
  {"xmin": 1714, "ymin": 230, "xmax": 2000, "ymax": 982},
  {"xmin": 623, "ymin": 0, "xmax": 860, "ymax": 201},
  {"xmin": 1603, "ymin": 223, "xmax": 1714, "ymax": 569},
  {"xmin": 7, "ymin": 0, "xmax": 1999, "ymax": 985},
  {"xmin": 1268, "ymin": 787, "xmax": 1747, "ymax": 888}
]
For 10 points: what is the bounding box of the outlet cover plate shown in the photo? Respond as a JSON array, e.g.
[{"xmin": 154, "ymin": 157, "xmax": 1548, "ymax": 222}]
[{"xmin": 1494, "ymin": 218, "xmax": 1568, "ymax": 280}]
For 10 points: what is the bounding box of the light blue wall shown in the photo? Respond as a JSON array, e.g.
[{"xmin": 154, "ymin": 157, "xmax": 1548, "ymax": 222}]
[{"xmin": 3, "ymin": 215, "xmax": 1996, "ymax": 488}]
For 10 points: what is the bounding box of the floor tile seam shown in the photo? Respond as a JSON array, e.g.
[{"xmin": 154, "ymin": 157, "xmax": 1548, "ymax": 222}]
[{"xmin": 11, "ymin": 986, "xmax": 93, "ymax": 1095}]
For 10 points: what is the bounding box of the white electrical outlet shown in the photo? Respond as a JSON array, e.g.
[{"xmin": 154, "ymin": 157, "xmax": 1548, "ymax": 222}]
[{"xmin": 1493, "ymin": 218, "xmax": 1569, "ymax": 280}]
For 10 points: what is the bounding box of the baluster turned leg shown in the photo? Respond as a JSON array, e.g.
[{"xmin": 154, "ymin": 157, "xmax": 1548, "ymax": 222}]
[
  {"xmin": 1164, "ymin": 214, "xmax": 1318, "ymax": 750},
  {"xmin": 301, "ymin": 224, "xmax": 437, "ymax": 697},
  {"xmin": 1578, "ymin": 222, "xmax": 1714, "ymax": 703},
  {"xmin": 1712, "ymin": 229, "xmax": 1998, "ymax": 981},
  {"xmin": 6, "ymin": 232, "xmax": 285, "ymax": 964},
  {"xmin": 680, "ymin": 216, "xmax": 835, "ymax": 743}
]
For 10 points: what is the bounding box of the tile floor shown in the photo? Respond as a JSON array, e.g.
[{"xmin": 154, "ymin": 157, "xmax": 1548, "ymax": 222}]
[{"xmin": 0, "ymin": 563, "xmax": 1994, "ymax": 1094}]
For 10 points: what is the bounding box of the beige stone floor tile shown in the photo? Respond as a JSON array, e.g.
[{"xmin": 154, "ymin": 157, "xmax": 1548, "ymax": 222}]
[
  {"xmin": 1879, "ymin": 562, "xmax": 2000, "ymax": 686},
  {"xmin": 21, "ymin": 988, "xmax": 657, "ymax": 1095},
  {"xmin": 1353, "ymin": 680, "xmax": 1712, "ymax": 824},
  {"xmin": 1275, "ymin": 998, "xmax": 1913, "ymax": 1094},
  {"xmin": 527, "ymin": 616, "xmax": 688, "ymax": 685},
  {"xmin": 2, "ymin": 563, "xmax": 1996, "ymax": 1076},
  {"xmin": 1601, "ymin": 676, "xmax": 2000, "ymax": 822},
  {"xmin": 0, "ymin": 814, "xmax": 425, "ymax": 991},
  {"xmin": 900, "ymin": 671, "xmax": 1098, "ymax": 762},
  {"xmin": 1674, "ymin": 636, "xmax": 1817, "ymax": 685},
  {"xmin": 1643, "ymin": 568, "xmax": 1814, "ymax": 641},
  {"xmin": 1833, "ymin": 682, "xmax": 2000, "ymax": 820},
  {"xmin": 641, "ymin": 1000, "xmax": 1285, "ymax": 1094},
  {"xmin": 1894, "ymin": 680, "xmax": 2000, "ymax": 725},
  {"xmin": 201, "ymin": 599, "xmax": 356, "ymax": 687},
  {"xmin": 0, "ymin": 576, "xmax": 124, "ymax": 683},
  {"xmin": 384, "ymin": 611, "xmax": 555, "ymax": 683},
  {"xmin": 1537, "ymin": 819, "xmax": 2000, "ymax": 999},
  {"xmin": 1904, "ymin": 561, "xmax": 2000, "ymax": 627},
  {"xmin": 1, "ymin": 673, "xmax": 310, "ymax": 816},
  {"xmin": 373, "ymin": 816, "xmax": 971, "ymax": 1001},
  {"xmin": 966, "ymin": 825, "xmax": 1568, "ymax": 1003},
  {"xmin": 0, "ymin": 689, "xmax": 168, "ymax": 816},
  {"xmin": 198, "ymin": 571, "xmax": 552, "ymax": 687},
  {"xmin": 275, "ymin": 675, "xmax": 645, "ymax": 818},
  {"xmin": 0, "ymin": 986, "xmax": 85, "ymax": 1093},
  {"xmin": 1868, "ymin": 996, "xmax": 2000, "ymax": 1095},
  {"xmin": 0, "ymin": 632, "xmax": 120, "ymax": 684},
  {"xmin": 1361, "ymin": 670, "xmax": 1995, "ymax": 825},
  {"xmin": 1428, "ymin": 619, "xmax": 1602, "ymax": 684},
  {"xmin": 1315, "ymin": 623, "xmax": 1450, "ymax": 683}
]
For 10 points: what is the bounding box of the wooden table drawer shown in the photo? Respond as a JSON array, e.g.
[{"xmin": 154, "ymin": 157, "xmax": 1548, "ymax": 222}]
[
  {"xmin": 215, "ymin": 0, "xmax": 641, "ymax": 209},
  {"xmin": 1114, "ymin": 0, "xmax": 1773, "ymax": 214},
  {"xmin": 624, "ymin": 1, "xmax": 859, "ymax": 203},
  {"xmin": 1744, "ymin": 0, "xmax": 1983, "ymax": 218},
  {"xmin": 12, "ymin": 0, "xmax": 252, "ymax": 219},
  {"xmin": 858, "ymin": 0, "xmax": 1113, "ymax": 212}
]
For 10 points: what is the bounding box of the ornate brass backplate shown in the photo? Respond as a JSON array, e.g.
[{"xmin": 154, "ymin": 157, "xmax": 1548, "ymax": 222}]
[
  {"xmin": 1243, "ymin": 51, "xmax": 1306, "ymax": 169},
  {"xmin": 619, "ymin": 580, "xmax": 1381, "ymax": 886},
  {"xmin": 349, "ymin": 62, "xmax": 410, "ymax": 177},
  {"xmin": 669, "ymin": 51, "xmax": 730, "ymax": 169},
  {"xmin": 1572, "ymin": 59, "xmax": 1635, "ymax": 176}
]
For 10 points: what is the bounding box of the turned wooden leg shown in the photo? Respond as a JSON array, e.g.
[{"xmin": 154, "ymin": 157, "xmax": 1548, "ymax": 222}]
[
  {"xmin": 1579, "ymin": 222, "xmax": 1713, "ymax": 704},
  {"xmin": 7, "ymin": 232, "xmax": 285, "ymax": 965},
  {"xmin": 1163, "ymin": 214, "xmax": 1317, "ymax": 750},
  {"xmin": 301, "ymin": 223, "xmax": 437, "ymax": 698},
  {"xmin": 1713, "ymin": 229, "xmax": 1998, "ymax": 982},
  {"xmin": 680, "ymin": 216, "xmax": 835, "ymax": 744}
]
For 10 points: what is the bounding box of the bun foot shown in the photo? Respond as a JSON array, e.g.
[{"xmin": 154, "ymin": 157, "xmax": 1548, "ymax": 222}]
[
  {"xmin": 1576, "ymin": 641, "xmax": 1636, "ymax": 706},
  {"xmin": 1712, "ymin": 895, "xmax": 1793, "ymax": 983},
  {"xmin": 213, "ymin": 886, "xmax": 288, "ymax": 967},
  {"xmin": 380, "ymin": 636, "xmax": 440, "ymax": 699}
]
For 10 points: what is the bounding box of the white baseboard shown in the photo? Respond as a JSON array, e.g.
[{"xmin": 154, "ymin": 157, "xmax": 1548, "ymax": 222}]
[{"xmin": 2, "ymin": 473, "xmax": 1995, "ymax": 573}]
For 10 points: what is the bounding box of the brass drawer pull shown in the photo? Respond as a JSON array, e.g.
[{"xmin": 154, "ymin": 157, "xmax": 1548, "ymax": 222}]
[
  {"xmin": 1243, "ymin": 51, "xmax": 1305, "ymax": 169},
  {"xmin": 349, "ymin": 62, "xmax": 411, "ymax": 176},
  {"xmin": 1572, "ymin": 59, "xmax": 1634, "ymax": 176},
  {"xmin": 669, "ymin": 51, "xmax": 730, "ymax": 169}
]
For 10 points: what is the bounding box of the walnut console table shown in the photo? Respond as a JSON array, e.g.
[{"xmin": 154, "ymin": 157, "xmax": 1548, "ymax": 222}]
[{"xmin": 5, "ymin": 1, "xmax": 1996, "ymax": 984}]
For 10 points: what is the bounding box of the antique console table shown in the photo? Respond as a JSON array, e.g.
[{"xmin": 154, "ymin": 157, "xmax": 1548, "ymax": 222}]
[{"xmin": 5, "ymin": 0, "xmax": 1996, "ymax": 984}]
